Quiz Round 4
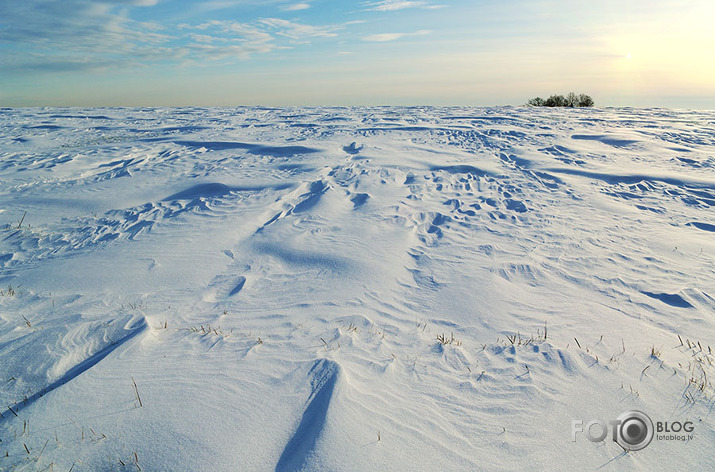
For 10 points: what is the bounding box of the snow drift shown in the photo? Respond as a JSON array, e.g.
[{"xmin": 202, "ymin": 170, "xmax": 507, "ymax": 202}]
[{"xmin": 0, "ymin": 106, "xmax": 713, "ymax": 470}]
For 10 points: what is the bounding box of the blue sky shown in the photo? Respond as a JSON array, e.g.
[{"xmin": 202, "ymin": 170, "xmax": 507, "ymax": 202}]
[{"xmin": 1, "ymin": 0, "xmax": 713, "ymax": 107}]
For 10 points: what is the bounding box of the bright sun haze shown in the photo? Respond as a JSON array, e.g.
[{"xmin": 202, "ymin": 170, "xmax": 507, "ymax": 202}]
[{"xmin": 0, "ymin": 0, "xmax": 714, "ymax": 108}]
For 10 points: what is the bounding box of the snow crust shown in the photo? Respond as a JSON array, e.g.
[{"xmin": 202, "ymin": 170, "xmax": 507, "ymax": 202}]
[{"xmin": 0, "ymin": 106, "xmax": 713, "ymax": 470}]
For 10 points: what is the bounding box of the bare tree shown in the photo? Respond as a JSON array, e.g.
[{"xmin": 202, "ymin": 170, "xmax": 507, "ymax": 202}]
[
  {"xmin": 566, "ymin": 92, "xmax": 578, "ymax": 107},
  {"xmin": 577, "ymin": 94, "xmax": 594, "ymax": 107},
  {"xmin": 527, "ymin": 92, "xmax": 594, "ymax": 107},
  {"xmin": 544, "ymin": 95, "xmax": 567, "ymax": 107}
]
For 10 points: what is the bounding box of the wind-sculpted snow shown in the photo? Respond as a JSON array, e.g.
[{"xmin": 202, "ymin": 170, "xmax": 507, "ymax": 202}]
[
  {"xmin": 0, "ymin": 106, "xmax": 713, "ymax": 470},
  {"xmin": 0, "ymin": 313, "xmax": 147, "ymax": 419}
]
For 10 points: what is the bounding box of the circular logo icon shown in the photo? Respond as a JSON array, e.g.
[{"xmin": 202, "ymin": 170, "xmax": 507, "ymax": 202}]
[{"xmin": 616, "ymin": 410, "xmax": 654, "ymax": 451}]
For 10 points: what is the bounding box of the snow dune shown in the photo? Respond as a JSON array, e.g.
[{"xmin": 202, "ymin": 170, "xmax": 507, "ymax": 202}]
[{"xmin": 0, "ymin": 106, "xmax": 713, "ymax": 470}]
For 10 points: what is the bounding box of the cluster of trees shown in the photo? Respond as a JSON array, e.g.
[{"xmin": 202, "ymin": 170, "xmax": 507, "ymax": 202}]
[{"xmin": 527, "ymin": 92, "xmax": 594, "ymax": 108}]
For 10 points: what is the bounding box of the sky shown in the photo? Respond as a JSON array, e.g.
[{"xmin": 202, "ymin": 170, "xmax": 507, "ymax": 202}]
[{"xmin": 1, "ymin": 0, "xmax": 714, "ymax": 108}]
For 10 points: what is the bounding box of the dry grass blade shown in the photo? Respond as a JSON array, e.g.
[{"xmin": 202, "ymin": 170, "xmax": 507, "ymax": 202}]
[{"xmin": 131, "ymin": 377, "xmax": 143, "ymax": 408}]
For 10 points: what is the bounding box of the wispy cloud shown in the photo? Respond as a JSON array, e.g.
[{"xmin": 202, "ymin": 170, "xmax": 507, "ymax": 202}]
[
  {"xmin": 283, "ymin": 2, "xmax": 311, "ymax": 11},
  {"xmin": 110, "ymin": 0, "xmax": 160, "ymax": 5},
  {"xmin": 363, "ymin": 30, "xmax": 431, "ymax": 42},
  {"xmin": 364, "ymin": 0, "xmax": 433, "ymax": 11},
  {"xmin": 0, "ymin": 0, "xmax": 171, "ymax": 73},
  {"xmin": 260, "ymin": 18, "xmax": 339, "ymax": 39},
  {"xmin": 185, "ymin": 20, "xmax": 275, "ymax": 45},
  {"xmin": 0, "ymin": 1, "xmax": 345, "ymax": 74},
  {"xmin": 196, "ymin": 0, "xmax": 286, "ymax": 12}
]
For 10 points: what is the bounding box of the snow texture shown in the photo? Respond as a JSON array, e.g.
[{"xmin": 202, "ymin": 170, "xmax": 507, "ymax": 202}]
[{"xmin": 0, "ymin": 106, "xmax": 713, "ymax": 470}]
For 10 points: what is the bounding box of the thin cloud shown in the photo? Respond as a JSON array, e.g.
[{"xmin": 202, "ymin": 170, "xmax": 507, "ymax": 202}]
[
  {"xmin": 189, "ymin": 21, "xmax": 275, "ymax": 44},
  {"xmin": 283, "ymin": 3, "xmax": 311, "ymax": 11},
  {"xmin": 0, "ymin": 0, "xmax": 346, "ymax": 73},
  {"xmin": 176, "ymin": 21, "xmax": 278, "ymax": 61},
  {"xmin": 109, "ymin": 0, "xmax": 160, "ymax": 5},
  {"xmin": 260, "ymin": 18, "xmax": 340, "ymax": 39},
  {"xmin": 197, "ymin": 0, "xmax": 286, "ymax": 12},
  {"xmin": 363, "ymin": 30, "xmax": 431, "ymax": 42},
  {"xmin": 188, "ymin": 33, "xmax": 226, "ymax": 44},
  {"xmin": 0, "ymin": 1, "xmax": 167, "ymax": 49},
  {"xmin": 364, "ymin": 0, "xmax": 427, "ymax": 11},
  {"xmin": 184, "ymin": 42, "xmax": 276, "ymax": 61}
]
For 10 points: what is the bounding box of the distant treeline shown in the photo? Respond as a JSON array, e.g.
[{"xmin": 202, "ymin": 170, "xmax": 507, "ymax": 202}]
[{"xmin": 527, "ymin": 92, "xmax": 594, "ymax": 108}]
